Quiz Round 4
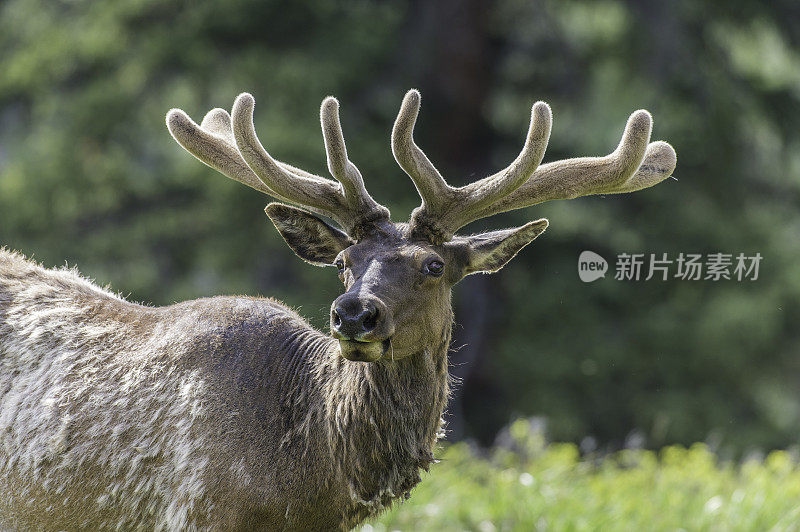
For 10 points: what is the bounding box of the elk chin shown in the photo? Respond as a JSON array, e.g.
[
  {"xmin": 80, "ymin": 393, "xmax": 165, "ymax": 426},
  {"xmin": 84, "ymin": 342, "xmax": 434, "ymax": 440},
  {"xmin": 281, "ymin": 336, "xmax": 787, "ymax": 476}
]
[{"xmin": 338, "ymin": 339, "xmax": 386, "ymax": 362}]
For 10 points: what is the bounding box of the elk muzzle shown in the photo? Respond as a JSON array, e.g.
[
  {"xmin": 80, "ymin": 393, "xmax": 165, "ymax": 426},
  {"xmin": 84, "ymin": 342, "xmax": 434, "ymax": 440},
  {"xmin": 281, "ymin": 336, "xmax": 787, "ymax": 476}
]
[{"xmin": 331, "ymin": 294, "xmax": 392, "ymax": 362}]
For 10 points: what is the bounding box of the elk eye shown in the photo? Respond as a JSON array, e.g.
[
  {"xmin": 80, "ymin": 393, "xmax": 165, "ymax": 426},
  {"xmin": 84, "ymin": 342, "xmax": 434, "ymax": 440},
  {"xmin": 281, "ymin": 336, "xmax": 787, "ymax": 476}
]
[
  {"xmin": 424, "ymin": 259, "xmax": 445, "ymax": 277},
  {"xmin": 334, "ymin": 258, "xmax": 345, "ymax": 272}
]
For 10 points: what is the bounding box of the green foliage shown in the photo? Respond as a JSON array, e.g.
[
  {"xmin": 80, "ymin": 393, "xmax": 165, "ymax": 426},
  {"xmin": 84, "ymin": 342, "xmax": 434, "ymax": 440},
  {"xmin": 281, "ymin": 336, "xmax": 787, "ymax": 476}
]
[
  {"xmin": 0, "ymin": 0, "xmax": 403, "ymax": 315},
  {"xmin": 477, "ymin": 0, "xmax": 800, "ymax": 452},
  {"xmin": 365, "ymin": 419, "xmax": 800, "ymax": 531}
]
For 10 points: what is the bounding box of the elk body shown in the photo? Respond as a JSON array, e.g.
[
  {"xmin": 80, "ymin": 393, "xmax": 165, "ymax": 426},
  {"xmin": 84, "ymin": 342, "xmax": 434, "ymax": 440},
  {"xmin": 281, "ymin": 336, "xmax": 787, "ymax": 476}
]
[{"xmin": 0, "ymin": 90, "xmax": 676, "ymax": 530}]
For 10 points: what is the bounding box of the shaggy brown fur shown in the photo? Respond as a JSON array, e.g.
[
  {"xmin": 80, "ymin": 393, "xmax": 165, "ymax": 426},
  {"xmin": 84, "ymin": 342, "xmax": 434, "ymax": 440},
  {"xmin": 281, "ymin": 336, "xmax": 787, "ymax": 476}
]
[{"xmin": 0, "ymin": 247, "xmax": 448, "ymax": 530}]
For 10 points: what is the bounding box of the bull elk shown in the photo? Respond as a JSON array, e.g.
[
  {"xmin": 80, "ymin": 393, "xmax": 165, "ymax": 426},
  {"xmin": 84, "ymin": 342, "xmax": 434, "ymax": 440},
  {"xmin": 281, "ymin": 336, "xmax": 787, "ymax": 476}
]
[{"xmin": 0, "ymin": 90, "xmax": 676, "ymax": 530}]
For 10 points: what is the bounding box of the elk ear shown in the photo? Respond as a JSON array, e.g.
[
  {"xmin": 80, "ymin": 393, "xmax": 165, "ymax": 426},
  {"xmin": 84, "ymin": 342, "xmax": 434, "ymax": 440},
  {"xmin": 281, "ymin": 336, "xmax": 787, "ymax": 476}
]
[
  {"xmin": 265, "ymin": 203, "xmax": 354, "ymax": 266},
  {"xmin": 449, "ymin": 219, "xmax": 549, "ymax": 278}
]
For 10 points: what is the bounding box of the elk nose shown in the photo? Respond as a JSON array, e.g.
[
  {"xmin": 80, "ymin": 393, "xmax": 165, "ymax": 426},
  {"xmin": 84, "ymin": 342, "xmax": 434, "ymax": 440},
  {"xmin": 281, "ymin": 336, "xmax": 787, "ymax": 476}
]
[{"xmin": 331, "ymin": 296, "xmax": 379, "ymax": 340}]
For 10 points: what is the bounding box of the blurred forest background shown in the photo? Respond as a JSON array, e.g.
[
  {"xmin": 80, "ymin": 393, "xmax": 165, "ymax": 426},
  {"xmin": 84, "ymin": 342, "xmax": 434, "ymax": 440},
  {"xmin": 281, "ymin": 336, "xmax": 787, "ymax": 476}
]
[{"xmin": 0, "ymin": 0, "xmax": 799, "ymax": 456}]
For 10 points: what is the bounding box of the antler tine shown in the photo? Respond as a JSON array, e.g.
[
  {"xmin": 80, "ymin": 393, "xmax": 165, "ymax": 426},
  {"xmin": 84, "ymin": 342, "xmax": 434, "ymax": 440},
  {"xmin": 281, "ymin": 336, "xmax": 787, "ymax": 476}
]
[
  {"xmin": 167, "ymin": 107, "xmax": 277, "ymax": 197},
  {"xmin": 468, "ymin": 110, "xmax": 677, "ymax": 220},
  {"xmin": 394, "ymin": 90, "xmax": 552, "ymax": 241},
  {"xmin": 615, "ymin": 141, "xmax": 676, "ymax": 193},
  {"xmin": 441, "ymin": 100, "xmax": 552, "ymax": 230},
  {"xmin": 167, "ymin": 105, "xmax": 333, "ymax": 217},
  {"xmin": 231, "ymin": 93, "xmax": 348, "ymax": 216},
  {"xmin": 320, "ymin": 97, "xmax": 388, "ymax": 220},
  {"xmin": 391, "ymin": 90, "xmax": 451, "ymax": 212}
]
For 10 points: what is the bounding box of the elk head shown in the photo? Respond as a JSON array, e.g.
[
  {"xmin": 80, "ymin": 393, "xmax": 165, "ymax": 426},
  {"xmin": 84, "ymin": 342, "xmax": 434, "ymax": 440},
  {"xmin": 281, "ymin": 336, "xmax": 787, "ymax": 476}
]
[{"xmin": 167, "ymin": 90, "xmax": 676, "ymax": 362}]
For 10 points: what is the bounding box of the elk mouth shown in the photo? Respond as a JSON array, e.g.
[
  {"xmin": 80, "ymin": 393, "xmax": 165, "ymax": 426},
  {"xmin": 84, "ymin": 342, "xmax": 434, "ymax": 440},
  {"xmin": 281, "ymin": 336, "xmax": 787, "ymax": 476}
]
[{"xmin": 337, "ymin": 338, "xmax": 391, "ymax": 362}]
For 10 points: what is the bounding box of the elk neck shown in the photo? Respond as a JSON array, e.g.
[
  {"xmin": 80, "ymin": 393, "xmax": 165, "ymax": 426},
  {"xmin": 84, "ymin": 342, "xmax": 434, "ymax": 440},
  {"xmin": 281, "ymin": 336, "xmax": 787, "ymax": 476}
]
[{"xmin": 274, "ymin": 310, "xmax": 452, "ymax": 514}]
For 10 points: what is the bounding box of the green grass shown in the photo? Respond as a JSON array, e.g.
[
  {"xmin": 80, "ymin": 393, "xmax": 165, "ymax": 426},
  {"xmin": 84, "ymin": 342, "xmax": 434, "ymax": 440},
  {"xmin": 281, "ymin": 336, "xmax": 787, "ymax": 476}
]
[{"xmin": 362, "ymin": 420, "xmax": 800, "ymax": 531}]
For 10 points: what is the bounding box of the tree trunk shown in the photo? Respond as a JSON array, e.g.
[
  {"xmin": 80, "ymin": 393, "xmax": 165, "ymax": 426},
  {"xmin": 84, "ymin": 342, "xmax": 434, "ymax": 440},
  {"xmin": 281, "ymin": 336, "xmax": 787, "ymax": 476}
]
[{"xmin": 384, "ymin": 0, "xmax": 502, "ymax": 441}]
